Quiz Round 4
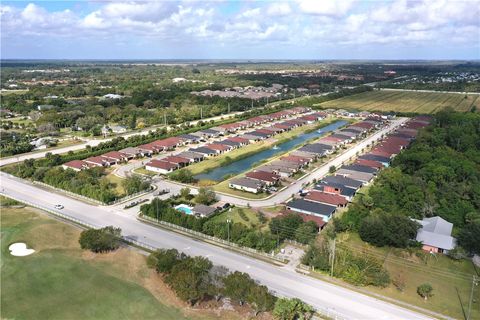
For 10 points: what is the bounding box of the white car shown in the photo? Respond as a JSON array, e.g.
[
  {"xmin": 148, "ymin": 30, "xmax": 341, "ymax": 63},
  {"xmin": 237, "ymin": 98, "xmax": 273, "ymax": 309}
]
[{"xmin": 54, "ymin": 204, "xmax": 64, "ymax": 210}]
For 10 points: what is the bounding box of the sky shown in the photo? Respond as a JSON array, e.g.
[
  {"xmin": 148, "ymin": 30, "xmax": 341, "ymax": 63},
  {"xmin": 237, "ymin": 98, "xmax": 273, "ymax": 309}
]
[{"xmin": 1, "ymin": 0, "xmax": 479, "ymax": 60}]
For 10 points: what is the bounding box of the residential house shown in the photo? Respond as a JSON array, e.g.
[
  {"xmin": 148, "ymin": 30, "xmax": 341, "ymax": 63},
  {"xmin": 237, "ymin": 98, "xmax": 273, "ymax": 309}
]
[
  {"xmin": 229, "ymin": 177, "xmax": 265, "ymax": 194},
  {"xmin": 62, "ymin": 160, "xmax": 90, "ymax": 172},
  {"xmin": 315, "ymin": 182, "xmax": 357, "ymax": 201},
  {"xmin": 245, "ymin": 171, "xmax": 280, "ymax": 186},
  {"xmin": 161, "ymin": 155, "xmax": 191, "ymax": 167},
  {"xmin": 176, "ymin": 151, "xmax": 205, "ymax": 162},
  {"xmin": 85, "ymin": 156, "xmax": 111, "ymax": 167},
  {"xmin": 414, "ymin": 216, "xmax": 456, "ymax": 254},
  {"xmin": 189, "ymin": 147, "xmax": 217, "ymax": 157},
  {"xmin": 305, "ymin": 190, "xmax": 348, "ymax": 207},
  {"xmin": 286, "ymin": 199, "xmax": 337, "ymax": 222},
  {"xmin": 145, "ymin": 159, "xmax": 178, "ymax": 174},
  {"xmin": 336, "ymin": 169, "xmax": 374, "ymax": 183},
  {"xmin": 102, "ymin": 151, "xmax": 130, "ymax": 163},
  {"xmin": 192, "ymin": 204, "xmax": 217, "ymax": 218}
]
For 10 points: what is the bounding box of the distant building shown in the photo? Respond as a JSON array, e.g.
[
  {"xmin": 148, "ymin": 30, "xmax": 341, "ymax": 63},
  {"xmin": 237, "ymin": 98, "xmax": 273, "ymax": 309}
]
[
  {"xmin": 102, "ymin": 94, "xmax": 123, "ymax": 99},
  {"xmin": 36, "ymin": 104, "xmax": 56, "ymax": 111},
  {"xmin": 101, "ymin": 125, "xmax": 127, "ymax": 135}
]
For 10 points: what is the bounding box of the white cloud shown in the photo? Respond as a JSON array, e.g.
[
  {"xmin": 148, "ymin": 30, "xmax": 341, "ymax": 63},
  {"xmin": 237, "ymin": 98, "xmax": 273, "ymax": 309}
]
[
  {"xmin": 267, "ymin": 3, "xmax": 292, "ymax": 16},
  {"xmin": 297, "ymin": 0, "xmax": 355, "ymax": 17},
  {"xmin": 1, "ymin": 0, "xmax": 478, "ymax": 57}
]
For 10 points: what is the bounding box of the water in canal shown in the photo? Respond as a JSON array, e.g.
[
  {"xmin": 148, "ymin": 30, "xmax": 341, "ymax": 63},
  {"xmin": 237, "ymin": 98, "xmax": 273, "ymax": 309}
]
[{"xmin": 194, "ymin": 120, "xmax": 347, "ymax": 181}]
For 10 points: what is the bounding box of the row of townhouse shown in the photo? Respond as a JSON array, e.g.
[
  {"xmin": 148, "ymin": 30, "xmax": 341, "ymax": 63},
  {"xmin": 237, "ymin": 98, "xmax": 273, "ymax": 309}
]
[
  {"xmin": 145, "ymin": 109, "xmax": 327, "ymax": 175},
  {"xmin": 284, "ymin": 116, "xmax": 432, "ymax": 230},
  {"xmin": 61, "ymin": 107, "xmax": 316, "ymax": 172},
  {"xmin": 228, "ymin": 117, "xmax": 385, "ymax": 194}
]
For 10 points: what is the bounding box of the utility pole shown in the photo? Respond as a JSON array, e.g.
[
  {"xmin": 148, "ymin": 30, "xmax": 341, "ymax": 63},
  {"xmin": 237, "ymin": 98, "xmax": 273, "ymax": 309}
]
[
  {"xmin": 330, "ymin": 238, "xmax": 336, "ymax": 277},
  {"xmin": 226, "ymin": 219, "xmax": 231, "ymax": 243},
  {"xmin": 164, "ymin": 111, "xmax": 167, "ymax": 126},
  {"xmin": 155, "ymin": 198, "xmax": 159, "ymax": 222},
  {"xmin": 467, "ymin": 275, "xmax": 478, "ymax": 320},
  {"xmin": 200, "ymin": 106, "xmax": 203, "ymax": 119},
  {"xmin": 227, "ymin": 103, "xmax": 230, "ymax": 114},
  {"xmin": 251, "ymin": 99, "xmax": 253, "ymax": 109}
]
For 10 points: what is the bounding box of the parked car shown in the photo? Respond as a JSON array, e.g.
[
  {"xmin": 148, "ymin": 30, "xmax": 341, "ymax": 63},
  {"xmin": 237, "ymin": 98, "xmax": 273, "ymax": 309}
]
[{"xmin": 156, "ymin": 189, "xmax": 170, "ymax": 196}]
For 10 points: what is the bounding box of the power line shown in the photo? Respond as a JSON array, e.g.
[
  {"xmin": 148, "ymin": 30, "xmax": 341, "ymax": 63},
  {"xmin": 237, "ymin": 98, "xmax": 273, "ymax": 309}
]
[{"xmin": 336, "ymin": 241, "xmax": 474, "ymax": 279}]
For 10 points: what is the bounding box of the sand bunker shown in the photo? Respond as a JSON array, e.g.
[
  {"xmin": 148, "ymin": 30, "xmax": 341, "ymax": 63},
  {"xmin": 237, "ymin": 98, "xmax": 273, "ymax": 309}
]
[{"xmin": 9, "ymin": 243, "xmax": 35, "ymax": 256}]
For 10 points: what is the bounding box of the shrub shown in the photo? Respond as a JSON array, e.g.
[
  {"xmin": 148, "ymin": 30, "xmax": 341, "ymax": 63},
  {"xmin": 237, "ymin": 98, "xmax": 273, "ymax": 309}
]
[
  {"xmin": 79, "ymin": 226, "xmax": 121, "ymax": 253},
  {"xmin": 417, "ymin": 283, "xmax": 433, "ymax": 300}
]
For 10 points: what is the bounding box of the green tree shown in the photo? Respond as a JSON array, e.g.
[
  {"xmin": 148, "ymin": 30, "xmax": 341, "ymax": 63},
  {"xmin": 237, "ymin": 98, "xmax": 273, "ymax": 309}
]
[
  {"xmin": 247, "ymin": 284, "xmax": 276, "ymax": 315},
  {"xmin": 147, "ymin": 249, "xmax": 181, "ymax": 273},
  {"xmin": 457, "ymin": 222, "xmax": 480, "ymax": 255},
  {"xmin": 78, "ymin": 226, "xmax": 121, "ymax": 253},
  {"xmin": 294, "ymin": 222, "xmax": 318, "ymax": 244},
  {"xmin": 417, "ymin": 283, "xmax": 433, "ymax": 300},
  {"xmin": 272, "ymin": 298, "xmax": 314, "ymax": 320},
  {"xmin": 222, "ymin": 271, "xmax": 255, "ymax": 305},
  {"xmin": 122, "ymin": 175, "xmax": 150, "ymax": 195},
  {"xmin": 165, "ymin": 256, "xmax": 212, "ymax": 305},
  {"xmin": 180, "ymin": 187, "xmax": 191, "ymax": 199},
  {"xmin": 195, "ymin": 187, "xmax": 217, "ymax": 205}
]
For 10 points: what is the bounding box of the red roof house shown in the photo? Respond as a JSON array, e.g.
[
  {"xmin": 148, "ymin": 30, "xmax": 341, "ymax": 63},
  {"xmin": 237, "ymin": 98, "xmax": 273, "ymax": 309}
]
[{"xmin": 305, "ymin": 191, "xmax": 348, "ymax": 207}]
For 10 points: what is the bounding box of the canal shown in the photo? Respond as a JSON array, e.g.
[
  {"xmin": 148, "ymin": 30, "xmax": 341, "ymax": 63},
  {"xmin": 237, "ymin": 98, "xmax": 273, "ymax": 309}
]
[{"xmin": 194, "ymin": 120, "xmax": 348, "ymax": 181}]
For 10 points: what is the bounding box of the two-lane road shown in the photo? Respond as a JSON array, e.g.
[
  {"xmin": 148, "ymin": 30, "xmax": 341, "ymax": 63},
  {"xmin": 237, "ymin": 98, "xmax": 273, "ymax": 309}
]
[{"xmin": 0, "ymin": 172, "xmax": 432, "ymax": 320}]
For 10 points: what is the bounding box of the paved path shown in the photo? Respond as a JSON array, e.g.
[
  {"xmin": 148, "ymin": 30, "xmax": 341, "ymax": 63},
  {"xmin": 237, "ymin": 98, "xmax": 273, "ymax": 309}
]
[{"xmin": 0, "ymin": 172, "xmax": 432, "ymax": 320}]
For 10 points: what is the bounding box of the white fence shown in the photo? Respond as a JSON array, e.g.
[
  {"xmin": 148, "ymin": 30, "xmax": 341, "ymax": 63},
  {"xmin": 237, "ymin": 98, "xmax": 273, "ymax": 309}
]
[
  {"xmin": 140, "ymin": 215, "xmax": 286, "ymax": 264},
  {"xmin": 32, "ymin": 181, "xmax": 155, "ymax": 206}
]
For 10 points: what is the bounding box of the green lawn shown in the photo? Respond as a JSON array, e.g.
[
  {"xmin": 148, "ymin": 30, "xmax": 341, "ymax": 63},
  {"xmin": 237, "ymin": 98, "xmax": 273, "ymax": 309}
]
[
  {"xmin": 0, "ymin": 206, "xmax": 190, "ymax": 320},
  {"xmin": 317, "ymin": 90, "xmax": 480, "ymax": 113},
  {"xmin": 104, "ymin": 171, "xmax": 127, "ymax": 196},
  {"xmin": 335, "ymin": 232, "xmax": 479, "ymax": 320},
  {"xmin": 210, "ymin": 207, "xmax": 263, "ymax": 228},
  {"xmin": 134, "ymin": 167, "xmax": 158, "ymax": 177}
]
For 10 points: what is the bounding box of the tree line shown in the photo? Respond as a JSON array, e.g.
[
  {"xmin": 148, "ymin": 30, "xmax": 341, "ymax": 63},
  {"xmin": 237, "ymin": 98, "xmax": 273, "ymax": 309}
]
[
  {"xmin": 140, "ymin": 199, "xmax": 319, "ymax": 253},
  {"xmin": 147, "ymin": 248, "xmax": 314, "ymax": 319}
]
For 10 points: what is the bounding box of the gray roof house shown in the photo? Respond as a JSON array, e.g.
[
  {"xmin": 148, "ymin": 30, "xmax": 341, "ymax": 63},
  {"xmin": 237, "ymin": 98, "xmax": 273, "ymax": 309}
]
[
  {"xmin": 286, "ymin": 199, "xmax": 336, "ymax": 222},
  {"xmin": 414, "ymin": 216, "xmax": 456, "ymax": 253},
  {"xmin": 229, "ymin": 177, "xmax": 265, "ymax": 194},
  {"xmin": 322, "ymin": 175, "xmax": 363, "ymax": 189},
  {"xmin": 336, "ymin": 169, "xmax": 374, "ymax": 183},
  {"xmin": 193, "ymin": 204, "xmax": 217, "ymax": 218}
]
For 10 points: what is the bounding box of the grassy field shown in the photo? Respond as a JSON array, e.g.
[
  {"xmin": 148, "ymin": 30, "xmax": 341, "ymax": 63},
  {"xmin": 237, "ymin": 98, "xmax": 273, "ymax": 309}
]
[
  {"xmin": 0, "ymin": 205, "xmax": 255, "ymax": 320},
  {"xmin": 104, "ymin": 171, "xmax": 127, "ymax": 196},
  {"xmin": 210, "ymin": 207, "xmax": 263, "ymax": 228},
  {"xmin": 317, "ymin": 90, "xmax": 480, "ymax": 113},
  {"xmin": 335, "ymin": 232, "xmax": 479, "ymax": 319}
]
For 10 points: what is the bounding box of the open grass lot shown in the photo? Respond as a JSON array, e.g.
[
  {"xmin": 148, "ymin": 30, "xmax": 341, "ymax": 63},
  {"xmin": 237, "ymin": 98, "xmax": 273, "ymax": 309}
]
[
  {"xmin": 335, "ymin": 232, "xmax": 479, "ymax": 320},
  {"xmin": 210, "ymin": 207, "xmax": 264, "ymax": 228},
  {"xmin": 0, "ymin": 205, "xmax": 250, "ymax": 320},
  {"xmin": 104, "ymin": 170, "xmax": 127, "ymax": 196},
  {"xmin": 317, "ymin": 90, "xmax": 480, "ymax": 113}
]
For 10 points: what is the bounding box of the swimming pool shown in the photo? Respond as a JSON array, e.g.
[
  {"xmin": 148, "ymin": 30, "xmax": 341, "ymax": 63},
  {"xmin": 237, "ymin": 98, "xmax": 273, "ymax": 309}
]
[{"xmin": 174, "ymin": 204, "xmax": 194, "ymax": 215}]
